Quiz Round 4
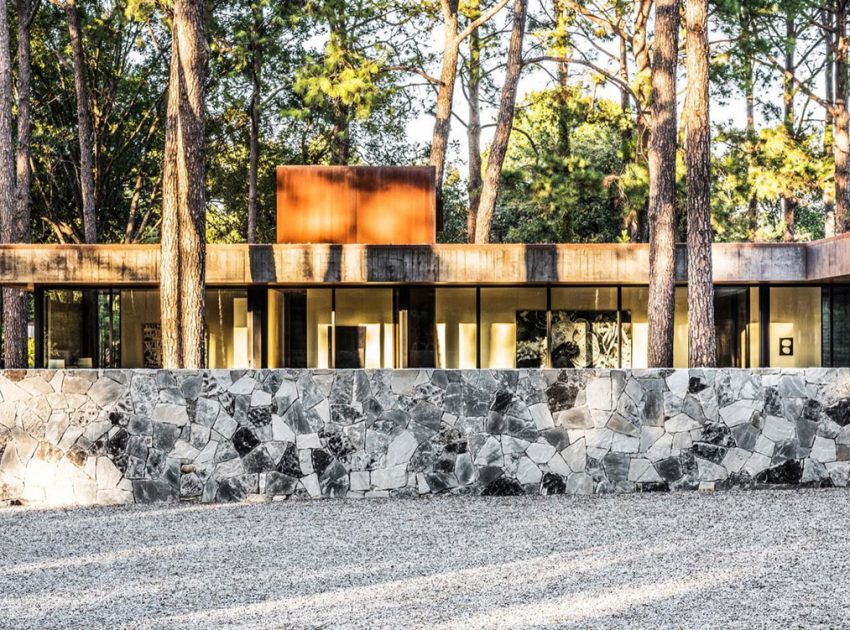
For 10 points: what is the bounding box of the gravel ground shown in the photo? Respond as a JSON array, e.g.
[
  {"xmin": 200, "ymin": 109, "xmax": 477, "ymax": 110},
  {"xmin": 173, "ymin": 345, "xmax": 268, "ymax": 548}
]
[{"xmin": 2, "ymin": 489, "xmax": 850, "ymax": 629}]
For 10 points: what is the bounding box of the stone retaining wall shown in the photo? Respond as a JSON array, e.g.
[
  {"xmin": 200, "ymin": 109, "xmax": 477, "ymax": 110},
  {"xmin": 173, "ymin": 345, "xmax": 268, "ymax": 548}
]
[{"xmin": 1, "ymin": 368, "xmax": 849, "ymax": 506}]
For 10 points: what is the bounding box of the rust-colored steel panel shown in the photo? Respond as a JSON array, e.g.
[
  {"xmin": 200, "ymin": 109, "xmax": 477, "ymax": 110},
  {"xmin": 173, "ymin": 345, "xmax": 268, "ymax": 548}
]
[{"xmin": 276, "ymin": 165, "xmax": 436, "ymax": 244}]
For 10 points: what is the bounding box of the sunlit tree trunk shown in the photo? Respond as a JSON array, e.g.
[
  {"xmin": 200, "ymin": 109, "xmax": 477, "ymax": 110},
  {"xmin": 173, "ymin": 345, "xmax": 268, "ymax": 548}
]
[
  {"xmin": 741, "ymin": 8, "xmax": 758, "ymax": 241},
  {"xmin": 782, "ymin": 12, "xmax": 797, "ymax": 242},
  {"xmin": 64, "ymin": 0, "xmax": 97, "ymax": 244},
  {"xmin": 685, "ymin": 0, "xmax": 715, "ymax": 367},
  {"xmin": 631, "ymin": 0, "xmax": 653, "ymax": 242},
  {"xmin": 2, "ymin": 0, "xmax": 36, "ymax": 368},
  {"xmin": 247, "ymin": 1, "xmax": 262, "ymax": 244},
  {"xmin": 0, "ymin": 0, "xmax": 18, "ymax": 368},
  {"xmin": 835, "ymin": 0, "xmax": 850, "ymax": 234},
  {"xmin": 466, "ymin": 0, "xmax": 482, "ymax": 242},
  {"xmin": 430, "ymin": 0, "xmax": 460, "ymax": 211},
  {"xmin": 647, "ymin": 0, "xmax": 679, "ymax": 368},
  {"xmin": 632, "ymin": 0, "xmax": 652, "ymax": 160},
  {"xmin": 161, "ymin": 0, "xmax": 208, "ymax": 369},
  {"xmin": 824, "ymin": 4, "xmax": 836, "ymax": 238},
  {"xmin": 474, "ymin": 0, "xmax": 528, "ymax": 243},
  {"xmin": 554, "ymin": 0, "xmax": 571, "ymax": 155}
]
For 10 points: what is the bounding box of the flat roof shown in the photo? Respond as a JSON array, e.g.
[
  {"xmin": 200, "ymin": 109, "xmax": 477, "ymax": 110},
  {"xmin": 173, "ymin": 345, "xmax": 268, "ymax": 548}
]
[{"xmin": 1, "ymin": 235, "xmax": 848, "ymax": 287}]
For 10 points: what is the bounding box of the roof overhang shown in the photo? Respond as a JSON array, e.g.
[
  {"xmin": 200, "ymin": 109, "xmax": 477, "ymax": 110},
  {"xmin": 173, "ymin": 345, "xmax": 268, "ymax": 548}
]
[{"xmin": 0, "ymin": 235, "xmax": 847, "ymax": 287}]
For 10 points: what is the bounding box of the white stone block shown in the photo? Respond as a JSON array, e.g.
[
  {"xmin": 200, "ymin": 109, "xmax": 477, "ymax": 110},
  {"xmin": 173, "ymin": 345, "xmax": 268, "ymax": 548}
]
[
  {"xmin": 561, "ymin": 438, "xmax": 586, "ymax": 472},
  {"xmin": 95, "ymin": 457, "xmax": 122, "ymax": 489},
  {"xmin": 151, "ymin": 403, "xmax": 189, "ymax": 426},
  {"xmin": 586, "ymin": 377, "xmax": 613, "ymax": 411},
  {"xmin": 529, "ymin": 403, "xmax": 554, "ymax": 430},
  {"xmin": 372, "ymin": 465, "xmax": 407, "ymax": 490},
  {"xmin": 386, "ymin": 431, "xmax": 418, "ymax": 467},
  {"xmin": 721, "ymin": 447, "xmax": 749, "ymax": 473},
  {"xmin": 612, "ymin": 433, "xmax": 639, "ymax": 453},
  {"xmin": 762, "ymin": 415, "xmax": 794, "ymax": 442},
  {"xmin": 526, "ymin": 442, "xmax": 556, "ymax": 464},
  {"xmin": 516, "ymin": 457, "xmax": 543, "ymax": 485},
  {"xmin": 811, "ymin": 436, "xmax": 837, "ymax": 463},
  {"xmin": 628, "ymin": 458, "xmax": 661, "ymax": 483},
  {"xmin": 271, "ymin": 414, "xmax": 295, "ymax": 443},
  {"xmin": 250, "ymin": 389, "xmax": 272, "ymax": 407},
  {"xmin": 350, "ymin": 470, "xmax": 370, "ymax": 492},
  {"xmin": 296, "ymin": 432, "xmax": 322, "ymax": 450}
]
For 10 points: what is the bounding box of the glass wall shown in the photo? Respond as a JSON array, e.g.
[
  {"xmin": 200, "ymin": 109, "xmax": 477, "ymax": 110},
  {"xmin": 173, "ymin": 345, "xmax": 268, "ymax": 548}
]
[
  {"xmin": 620, "ymin": 287, "xmax": 689, "ymax": 368},
  {"xmin": 714, "ymin": 287, "xmax": 752, "ymax": 367},
  {"xmin": 770, "ymin": 286, "xmax": 821, "ymax": 368},
  {"xmin": 267, "ymin": 288, "xmax": 333, "ymax": 368},
  {"xmin": 435, "ymin": 288, "xmax": 477, "ymax": 369},
  {"xmin": 206, "ymin": 289, "xmax": 250, "ymax": 369},
  {"xmin": 120, "ymin": 289, "xmax": 160, "ymax": 368},
  {"xmin": 36, "ymin": 283, "xmax": 837, "ymax": 369},
  {"xmin": 400, "ymin": 287, "xmax": 477, "ymax": 369},
  {"xmin": 335, "ymin": 288, "xmax": 395, "ymax": 368},
  {"xmin": 480, "ymin": 288, "xmax": 548, "ymax": 368},
  {"xmin": 824, "ymin": 286, "xmax": 850, "ymax": 367},
  {"xmin": 43, "ymin": 290, "xmax": 103, "ymax": 368},
  {"xmin": 550, "ymin": 287, "xmax": 620, "ymax": 368}
]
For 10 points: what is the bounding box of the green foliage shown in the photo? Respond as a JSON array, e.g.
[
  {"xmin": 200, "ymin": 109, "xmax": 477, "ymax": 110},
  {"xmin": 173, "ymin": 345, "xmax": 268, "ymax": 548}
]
[
  {"xmin": 492, "ymin": 88, "xmax": 635, "ymax": 243},
  {"xmin": 28, "ymin": 0, "xmax": 167, "ymax": 243},
  {"xmin": 713, "ymin": 123, "xmax": 829, "ymax": 241}
]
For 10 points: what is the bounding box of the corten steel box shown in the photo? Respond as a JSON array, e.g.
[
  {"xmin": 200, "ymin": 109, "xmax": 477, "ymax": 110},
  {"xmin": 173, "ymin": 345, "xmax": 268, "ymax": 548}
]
[{"xmin": 276, "ymin": 165, "xmax": 437, "ymax": 244}]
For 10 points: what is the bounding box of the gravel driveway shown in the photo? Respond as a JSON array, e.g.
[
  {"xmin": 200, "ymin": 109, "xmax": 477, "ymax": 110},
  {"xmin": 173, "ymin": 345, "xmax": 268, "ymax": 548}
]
[{"xmin": 2, "ymin": 489, "xmax": 850, "ymax": 629}]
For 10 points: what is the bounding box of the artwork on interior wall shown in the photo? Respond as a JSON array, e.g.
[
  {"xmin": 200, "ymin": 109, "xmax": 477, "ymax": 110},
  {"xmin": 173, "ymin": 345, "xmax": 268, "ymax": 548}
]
[
  {"xmin": 551, "ymin": 311, "xmax": 632, "ymax": 369},
  {"xmin": 515, "ymin": 310, "xmax": 547, "ymax": 368},
  {"xmin": 143, "ymin": 323, "xmax": 162, "ymax": 368}
]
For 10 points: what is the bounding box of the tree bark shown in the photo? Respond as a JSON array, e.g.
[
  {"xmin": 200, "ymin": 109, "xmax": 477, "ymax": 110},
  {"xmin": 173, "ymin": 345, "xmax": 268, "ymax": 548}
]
[
  {"xmin": 781, "ymin": 12, "xmax": 797, "ymax": 242},
  {"xmin": 247, "ymin": 1, "xmax": 262, "ymax": 244},
  {"xmin": 646, "ymin": 0, "xmax": 679, "ymax": 368},
  {"xmin": 632, "ymin": 0, "xmax": 652, "ymax": 160},
  {"xmin": 685, "ymin": 0, "xmax": 715, "ymax": 367},
  {"xmin": 466, "ymin": 0, "xmax": 482, "ymax": 242},
  {"xmin": 630, "ymin": 0, "xmax": 653, "ymax": 242},
  {"xmin": 65, "ymin": 0, "xmax": 97, "ymax": 243},
  {"xmin": 835, "ymin": 0, "xmax": 850, "ymax": 233},
  {"xmin": 0, "ymin": 0, "xmax": 19, "ymax": 368},
  {"xmin": 430, "ymin": 0, "xmax": 460, "ymax": 209},
  {"xmin": 2, "ymin": 0, "xmax": 36, "ymax": 368},
  {"xmin": 742, "ymin": 7, "xmax": 758, "ymax": 241},
  {"xmin": 554, "ymin": 0, "xmax": 571, "ymax": 156},
  {"xmin": 161, "ymin": 0, "xmax": 207, "ymax": 369},
  {"xmin": 473, "ymin": 0, "xmax": 528, "ymax": 243},
  {"xmin": 824, "ymin": 3, "xmax": 836, "ymax": 238}
]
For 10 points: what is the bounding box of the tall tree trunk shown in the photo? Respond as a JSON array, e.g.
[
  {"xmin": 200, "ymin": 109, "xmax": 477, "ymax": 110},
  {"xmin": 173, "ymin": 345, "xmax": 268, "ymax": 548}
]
[
  {"xmin": 631, "ymin": 0, "xmax": 653, "ymax": 242},
  {"xmin": 473, "ymin": 0, "xmax": 528, "ymax": 243},
  {"xmin": 430, "ymin": 0, "xmax": 460, "ymax": 210},
  {"xmin": 466, "ymin": 0, "xmax": 482, "ymax": 242},
  {"xmin": 161, "ymin": 0, "xmax": 208, "ymax": 369},
  {"xmin": 824, "ymin": 3, "xmax": 836, "ymax": 238},
  {"xmin": 554, "ymin": 0, "xmax": 571, "ymax": 156},
  {"xmin": 65, "ymin": 0, "xmax": 97, "ymax": 243},
  {"xmin": 632, "ymin": 0, "xmax": 652, "ymax": 160},
  {"xmin": 742, "ymin": 8, "xmax": 758, "ymax": 241},
  {"xmin": 782, "ymin": 12, "xmax": 797, "ymax": 242},
  {"xmin": 646, "ymin": 0, "xmax": 679, "ymax": 368},
  {"xmin": 0, "ymin": 0, "xmax": 18, "ymax": 368},
  {"xmin": 685, "ymin": 0, "xmax": 715, "ymax": 367},
  {"xmin": 835, "ymin": 0, "xmax": 850, "ymax": 233},
  {"xmin": 247, "ymin": 1, "xmax": 261, "ymax": 244},
  {"xmin": 2, "ymin": 0, "xmax": 36, "ymax": 368}
]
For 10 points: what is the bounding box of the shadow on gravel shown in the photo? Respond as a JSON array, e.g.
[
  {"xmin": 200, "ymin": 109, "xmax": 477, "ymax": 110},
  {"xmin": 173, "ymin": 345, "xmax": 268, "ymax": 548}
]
[{"xmin": 1, "ymin": 491, "xmax": 849, "ymax": 629}]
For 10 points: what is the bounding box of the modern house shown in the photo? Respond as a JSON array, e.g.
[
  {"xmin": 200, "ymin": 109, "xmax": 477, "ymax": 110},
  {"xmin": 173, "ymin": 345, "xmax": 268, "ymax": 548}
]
[{"xmin": 6, "ymin": 165, "xmax": 850, "ymax": 371}]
